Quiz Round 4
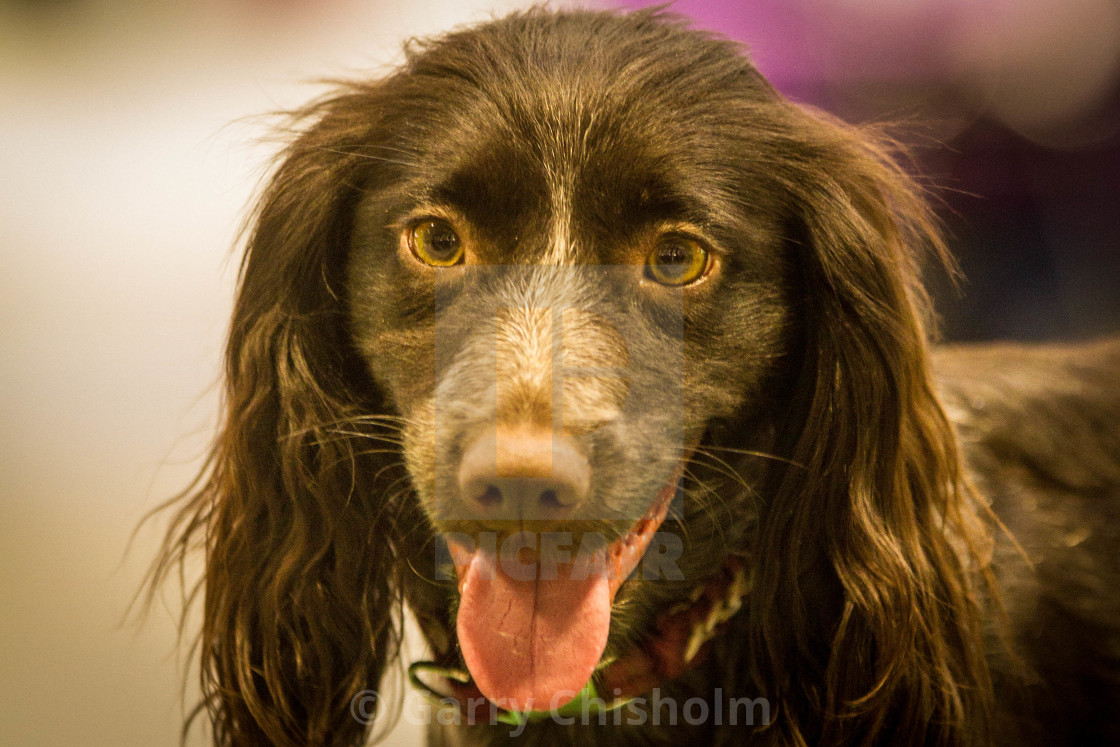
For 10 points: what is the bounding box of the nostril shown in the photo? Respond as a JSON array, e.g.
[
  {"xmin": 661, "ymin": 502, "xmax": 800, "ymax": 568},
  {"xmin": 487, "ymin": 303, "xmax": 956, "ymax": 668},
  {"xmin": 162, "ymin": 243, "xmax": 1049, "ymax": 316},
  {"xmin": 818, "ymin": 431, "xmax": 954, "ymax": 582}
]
[
  {"xmin": 539, "ymin": 488, "xmax": 560, "ymax": 508},
  {"xmin": 475, "ymin": 484, "xmax": 503, "ymax": 508},
  {"xmin": 457, "ymin": 427, "xmax": 591, "ymax": 519}
]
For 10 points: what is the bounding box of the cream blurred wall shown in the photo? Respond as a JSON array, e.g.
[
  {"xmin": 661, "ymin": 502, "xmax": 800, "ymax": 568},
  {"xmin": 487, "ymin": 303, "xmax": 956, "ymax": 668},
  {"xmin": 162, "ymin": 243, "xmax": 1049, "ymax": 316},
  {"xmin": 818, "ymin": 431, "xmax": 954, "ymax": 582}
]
[{"xmin": 0, "ymin": 2, "xmax": 572, "ymax": 744}]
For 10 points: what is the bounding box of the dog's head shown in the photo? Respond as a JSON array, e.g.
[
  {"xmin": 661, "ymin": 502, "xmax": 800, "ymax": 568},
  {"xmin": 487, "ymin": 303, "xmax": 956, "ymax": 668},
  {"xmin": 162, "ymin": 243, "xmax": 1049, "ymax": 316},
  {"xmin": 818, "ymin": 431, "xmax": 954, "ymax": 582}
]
[
  {"xmin": 159, "ymin": 9, "xmax": 993, "ymax": 745},
  {"xmin": 344, "ymin": 10, "xmax": 802, "ymax": 713}
]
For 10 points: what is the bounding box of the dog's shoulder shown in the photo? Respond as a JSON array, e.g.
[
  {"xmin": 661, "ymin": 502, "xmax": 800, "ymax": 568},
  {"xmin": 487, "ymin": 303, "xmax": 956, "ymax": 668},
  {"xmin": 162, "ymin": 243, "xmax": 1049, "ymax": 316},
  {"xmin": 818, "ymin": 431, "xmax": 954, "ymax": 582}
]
[
  {"xmin": 935, "ymin": 338, "xmax": 1120, "ymax": 740},
  {"xmin": 933, "ymin": 335, "xmax": 1120, "ymax": 497},
  {"xmin": 935, "ymin": 337, "xmax": 1120, "ymax": 740}
]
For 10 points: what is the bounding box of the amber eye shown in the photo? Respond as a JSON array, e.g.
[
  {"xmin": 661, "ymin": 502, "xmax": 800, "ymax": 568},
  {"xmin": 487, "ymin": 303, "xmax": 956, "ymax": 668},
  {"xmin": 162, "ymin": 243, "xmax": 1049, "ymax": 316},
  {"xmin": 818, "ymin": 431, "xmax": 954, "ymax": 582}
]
[
  {"xmin": 408, "ymin": 219, "xmax": 463, "ymax": 266},
  {"xmin": 645, "ymin": 235, "xmax": 708, "ymax": 286}
]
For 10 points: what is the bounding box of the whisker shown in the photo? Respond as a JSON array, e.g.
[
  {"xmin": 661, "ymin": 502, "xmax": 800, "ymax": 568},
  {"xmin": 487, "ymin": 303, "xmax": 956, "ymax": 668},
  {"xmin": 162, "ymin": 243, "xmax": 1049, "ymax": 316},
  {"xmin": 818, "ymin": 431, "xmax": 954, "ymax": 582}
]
[
  {"xmin": 700, "ymin": 444, "xmax": 805, "ymax": 469},
  {"xmin": 681, "ymin": 466, "xmax": 731, "ymax": 547},
  {"xmin": 329, "ymin": 430, "xmax": 406, "ymax": 446},
  {"xmin": 308, "ymin": 145, "xmax": 418, "ymax": 168},
  {"xmin": 689, "ymin": 450, "xmax": 752, "ymax": 494},
  {"xmin": 356, "ymin": 143, "xmax": 422, "ymax": 159}
]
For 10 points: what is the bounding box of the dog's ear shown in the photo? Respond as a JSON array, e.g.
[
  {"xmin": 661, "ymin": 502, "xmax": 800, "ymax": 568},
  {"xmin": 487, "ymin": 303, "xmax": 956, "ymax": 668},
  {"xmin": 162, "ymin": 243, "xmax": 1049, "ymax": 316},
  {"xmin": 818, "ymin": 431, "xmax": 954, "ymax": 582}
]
[
  {"xmin": 152, "ymin": 90, "xmax": 409, "ymax": 746},
  {"xmin": 749, "ymin": 111, "xmax": 993, "ymax": 744}
]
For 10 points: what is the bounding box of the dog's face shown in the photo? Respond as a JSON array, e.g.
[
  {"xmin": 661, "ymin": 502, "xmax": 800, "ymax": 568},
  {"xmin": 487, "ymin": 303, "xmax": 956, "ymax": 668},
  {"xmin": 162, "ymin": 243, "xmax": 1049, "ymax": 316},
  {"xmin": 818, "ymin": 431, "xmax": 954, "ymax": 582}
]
[
  {"xmin": 345, "ymin": 15, "xmax": 794, "ymax": 709},
  {"xmin": 157, "ymin": 11, "xmax": 998, "ymax": 744}
]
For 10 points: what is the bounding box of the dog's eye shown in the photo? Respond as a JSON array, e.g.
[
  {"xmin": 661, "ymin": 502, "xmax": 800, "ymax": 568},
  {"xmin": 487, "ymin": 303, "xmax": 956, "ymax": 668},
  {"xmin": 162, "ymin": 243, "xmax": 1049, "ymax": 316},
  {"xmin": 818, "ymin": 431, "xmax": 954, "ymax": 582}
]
[
  {"xmin": 645, "ymin": 236, "xmax": 708, "ymax": 286},
  {"xmin": 408, "ymin": 219, "xmax": 463, "ymax": 267}
]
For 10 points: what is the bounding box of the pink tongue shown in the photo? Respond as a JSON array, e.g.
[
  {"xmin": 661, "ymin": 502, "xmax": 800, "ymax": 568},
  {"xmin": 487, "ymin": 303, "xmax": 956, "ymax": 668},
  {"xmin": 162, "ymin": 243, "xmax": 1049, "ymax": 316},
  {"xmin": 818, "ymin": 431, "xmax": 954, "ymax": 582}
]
[{"xmin": 455, "ymin": 549, "xmax": 610, "ymax": 712}]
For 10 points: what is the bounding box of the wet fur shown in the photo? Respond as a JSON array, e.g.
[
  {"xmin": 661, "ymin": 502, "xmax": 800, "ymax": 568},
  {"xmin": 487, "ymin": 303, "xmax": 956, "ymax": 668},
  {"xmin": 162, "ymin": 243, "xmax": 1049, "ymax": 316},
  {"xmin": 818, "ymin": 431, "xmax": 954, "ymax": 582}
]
[{"xmin": 150, "ymin": 8, "xmax": 1120, "ymax": 746}]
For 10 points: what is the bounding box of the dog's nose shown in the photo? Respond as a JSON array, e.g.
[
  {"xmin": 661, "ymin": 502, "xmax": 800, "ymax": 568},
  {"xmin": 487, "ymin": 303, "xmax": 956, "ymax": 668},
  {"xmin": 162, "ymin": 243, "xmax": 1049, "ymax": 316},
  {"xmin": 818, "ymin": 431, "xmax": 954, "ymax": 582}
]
[{"xmin": 457, "ymin": 427, "xmax": 590, "ymax": 520}]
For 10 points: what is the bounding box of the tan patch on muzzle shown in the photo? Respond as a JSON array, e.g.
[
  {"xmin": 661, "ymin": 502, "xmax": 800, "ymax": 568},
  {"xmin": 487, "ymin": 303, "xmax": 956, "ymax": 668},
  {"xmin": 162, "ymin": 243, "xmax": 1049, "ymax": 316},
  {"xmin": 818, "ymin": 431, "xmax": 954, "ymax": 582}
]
[{"xmin": 494, "ymin": 306, "xmax": 630, "ymax": 435}]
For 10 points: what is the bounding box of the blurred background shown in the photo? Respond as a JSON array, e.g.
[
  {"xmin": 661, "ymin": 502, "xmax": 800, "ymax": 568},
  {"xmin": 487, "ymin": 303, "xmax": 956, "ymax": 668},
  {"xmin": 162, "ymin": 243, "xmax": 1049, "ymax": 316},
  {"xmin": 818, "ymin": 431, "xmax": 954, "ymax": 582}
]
[{"xmin": 1, "ymin": 1, "xmax": 1117, "ymax": 744}]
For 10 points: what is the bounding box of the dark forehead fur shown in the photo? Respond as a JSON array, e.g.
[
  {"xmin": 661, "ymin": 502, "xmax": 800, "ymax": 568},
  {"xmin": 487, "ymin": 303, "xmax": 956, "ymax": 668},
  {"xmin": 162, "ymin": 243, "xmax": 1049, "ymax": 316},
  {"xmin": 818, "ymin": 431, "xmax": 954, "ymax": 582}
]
[
  {"xmin": 358, "ymin": 9, "xmax": 789, "ymax": 263},
  {"xmin": 395, "ymin": 8, "xmax": 772, "ymax": 147}
]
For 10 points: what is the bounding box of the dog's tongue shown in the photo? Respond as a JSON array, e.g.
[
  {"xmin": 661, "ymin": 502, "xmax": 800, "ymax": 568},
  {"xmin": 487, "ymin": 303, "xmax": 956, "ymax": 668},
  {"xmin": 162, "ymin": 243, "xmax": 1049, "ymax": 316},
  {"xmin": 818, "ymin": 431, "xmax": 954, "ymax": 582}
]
[{"xmin": 455, "ymin": 548, "xmax": 610, "ymax": 711}]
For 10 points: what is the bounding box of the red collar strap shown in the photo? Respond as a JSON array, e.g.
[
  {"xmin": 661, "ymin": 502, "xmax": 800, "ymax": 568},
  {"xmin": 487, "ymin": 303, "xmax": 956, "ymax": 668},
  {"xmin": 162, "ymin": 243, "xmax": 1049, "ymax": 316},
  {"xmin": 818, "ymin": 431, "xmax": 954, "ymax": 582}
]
[{"xmin": 409, "ymin": 556, "xmax": 749, "ymax": 723}]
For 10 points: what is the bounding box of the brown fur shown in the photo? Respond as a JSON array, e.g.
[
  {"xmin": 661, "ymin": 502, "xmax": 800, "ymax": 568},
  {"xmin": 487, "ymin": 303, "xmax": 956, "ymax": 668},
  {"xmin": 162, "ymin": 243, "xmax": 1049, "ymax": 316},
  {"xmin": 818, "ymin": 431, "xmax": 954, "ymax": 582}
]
[{"xmin": 148, "ymin": 8, "xmax": 1120, "ymax": 746}]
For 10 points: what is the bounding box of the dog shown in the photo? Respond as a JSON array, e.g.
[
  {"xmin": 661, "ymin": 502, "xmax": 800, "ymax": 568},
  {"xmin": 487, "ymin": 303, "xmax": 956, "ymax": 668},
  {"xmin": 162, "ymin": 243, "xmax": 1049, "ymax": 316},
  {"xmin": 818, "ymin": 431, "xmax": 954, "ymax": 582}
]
[{"xmin": 150, "ymin": 8, "xmax": 1120, "ymax": 746}]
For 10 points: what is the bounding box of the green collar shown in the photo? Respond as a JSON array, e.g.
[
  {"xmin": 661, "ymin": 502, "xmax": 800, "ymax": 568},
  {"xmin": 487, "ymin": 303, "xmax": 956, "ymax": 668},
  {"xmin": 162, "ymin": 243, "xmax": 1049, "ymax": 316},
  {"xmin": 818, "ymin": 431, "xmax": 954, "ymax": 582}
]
[{"xmin": 408, "ymin": 659, "xmax": 631, "ymax": 725}]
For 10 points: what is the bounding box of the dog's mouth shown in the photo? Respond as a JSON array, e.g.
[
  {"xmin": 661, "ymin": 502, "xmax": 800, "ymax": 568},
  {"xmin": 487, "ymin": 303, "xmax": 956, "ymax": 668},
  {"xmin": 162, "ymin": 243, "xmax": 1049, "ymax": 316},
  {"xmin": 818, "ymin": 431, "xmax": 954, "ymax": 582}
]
[{"xmin": 445, "ymin": 460, "xmax": 684, "ymax": 711}]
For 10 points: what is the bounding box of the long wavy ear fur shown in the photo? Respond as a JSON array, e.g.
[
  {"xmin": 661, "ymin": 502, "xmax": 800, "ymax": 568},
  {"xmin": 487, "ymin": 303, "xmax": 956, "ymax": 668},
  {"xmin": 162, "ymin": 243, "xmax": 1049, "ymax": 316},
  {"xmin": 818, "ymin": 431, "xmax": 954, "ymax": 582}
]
[
  {"xmin": 748, "ymin": 107, "xmax": 994, "ymax": 747},
  {"xmin": 147, "ymin": 86, "xmax": 411, "ymax": 746}
]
